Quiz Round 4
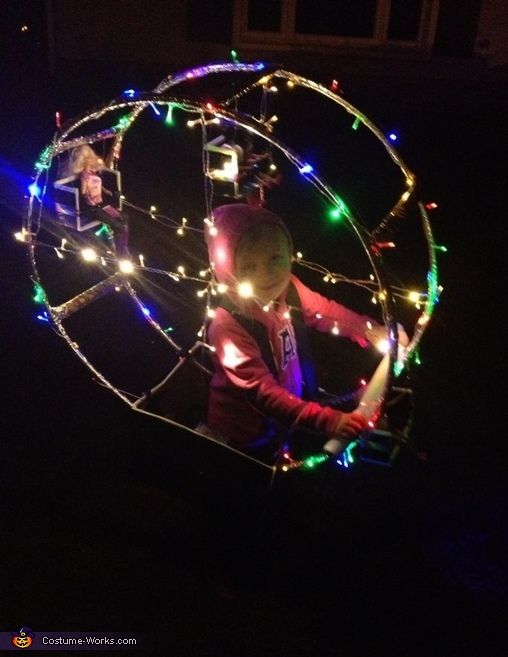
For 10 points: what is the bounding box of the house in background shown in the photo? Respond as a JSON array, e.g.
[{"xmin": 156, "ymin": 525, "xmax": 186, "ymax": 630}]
[
  {"xmin": 44, "ymin": 0, "xmax": 507, "ymax": 73},
  {"xmin": 228, "ymin": 0, "xmax": 507, "ymax": 68},
  {"xmin": 3, "ymin": 1, "xmax": 507, "ymax": 81}
]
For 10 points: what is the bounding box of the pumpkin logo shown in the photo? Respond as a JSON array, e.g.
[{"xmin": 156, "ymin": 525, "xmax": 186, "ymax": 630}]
[{"xmin": 11, "ymin": 627, "xmax": 34, "ymax": 649}]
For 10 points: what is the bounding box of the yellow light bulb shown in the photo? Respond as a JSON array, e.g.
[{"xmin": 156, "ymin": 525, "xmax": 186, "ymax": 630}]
[{"xmin": 408, "ymin": 291, "xmax": 420, "ymax": 303}]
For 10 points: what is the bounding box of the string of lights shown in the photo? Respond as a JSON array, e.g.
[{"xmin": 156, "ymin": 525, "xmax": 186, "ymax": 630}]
[{"xmin": 18, "ymin": 60, "xmax": 443, "ymax": 472}]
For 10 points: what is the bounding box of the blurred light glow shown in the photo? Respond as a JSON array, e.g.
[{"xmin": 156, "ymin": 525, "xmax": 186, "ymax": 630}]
[
  {"xmin": 118, "ymin": 259, "xmax": 134, "ymax": 274},
  {"xmin": 81, "ymin": 248, "xmax": 97, "ymax": 262},
  {"xmin": 238, "ymin": 281, "xmax": 253, "ymax": 298},
  {"xmin": 28, "ymin": 182, "xmax": 41, "ymax": 197}
]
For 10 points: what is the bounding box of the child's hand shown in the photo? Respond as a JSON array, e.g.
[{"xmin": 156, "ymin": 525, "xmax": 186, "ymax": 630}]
[{"xmin": 333, "ymin": 411, "xmax": 368, "ymax": 439}]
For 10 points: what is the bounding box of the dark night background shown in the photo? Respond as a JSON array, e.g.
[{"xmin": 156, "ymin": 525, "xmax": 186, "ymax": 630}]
[{"xmin": 0, "ymin": 1, "xmax": 507, "ymax": 655}]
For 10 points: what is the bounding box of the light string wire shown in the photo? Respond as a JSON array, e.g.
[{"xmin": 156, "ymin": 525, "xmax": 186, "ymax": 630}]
[
  {"xmin": 293, "ymin": 256, "xmax": 428, "ymax": 304},
  {"xmin": 22, "ymin": 62, "xmax": 440, "ymax": 471},
  {"xmin": 25, "ymin": 95, "xmax": 395, "ymax": 433},
  {"xmin": 225, "ymin": 68, "xmax": 416, "ymax": 235}
]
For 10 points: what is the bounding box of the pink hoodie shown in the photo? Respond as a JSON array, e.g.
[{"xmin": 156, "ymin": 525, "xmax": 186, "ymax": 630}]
[{"xmin": 206, "ymin": 204, "xmax": 378, "ymax": 449}]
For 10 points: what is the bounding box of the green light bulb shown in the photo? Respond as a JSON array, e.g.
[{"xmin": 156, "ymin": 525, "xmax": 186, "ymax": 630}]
[
  {"xmin": 328, "ymin": 206, "xmax": 343, "ymax": 222},
  {"xmin": 165, "ymin": 104, "xmax": 175, "ymax": 125},
  {"xmin": 302, "ymin": 453, "xmax": 328, "ymax": 470},
  {"xmin": 33, "ymin": 283, "xmax": 46, "ymax": 304}
]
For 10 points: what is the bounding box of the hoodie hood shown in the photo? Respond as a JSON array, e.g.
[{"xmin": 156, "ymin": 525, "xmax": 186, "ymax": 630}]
[{"xmin": 206, "ymin": 204, "xmax": 292, "ymax": 286}]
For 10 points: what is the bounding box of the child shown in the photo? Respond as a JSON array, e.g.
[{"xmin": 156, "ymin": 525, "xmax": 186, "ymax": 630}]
[
  {"xmin": 204, "ymin": 203, "xmax": 399, "ymax": 453},
  {"xmin": 68, "ymin": 145, "xmax": 130, "ymax": 257}
]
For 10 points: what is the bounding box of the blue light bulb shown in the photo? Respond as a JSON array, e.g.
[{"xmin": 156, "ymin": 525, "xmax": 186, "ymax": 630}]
[
  {"xmin": 299, "ymin": 164, "xmax": 313, "ymax": 175},
  {"xmin": 28, "ymin": 182, "xmax": 41, "ymax": 197}
]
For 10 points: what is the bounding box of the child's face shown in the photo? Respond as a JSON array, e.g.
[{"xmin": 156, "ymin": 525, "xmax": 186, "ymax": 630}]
[{"xmin": 235, "ymin": 224, "xmax": 291, "ymax": 303}]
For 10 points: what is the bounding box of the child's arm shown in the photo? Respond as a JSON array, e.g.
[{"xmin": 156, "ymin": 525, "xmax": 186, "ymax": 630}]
[
  {"xmin": 291, "ymin": 275, "xmax": 379, "ymax": 347},
  {"xmin": 210, "ymin": 311, "xmax": 367, "ymax": 439}
]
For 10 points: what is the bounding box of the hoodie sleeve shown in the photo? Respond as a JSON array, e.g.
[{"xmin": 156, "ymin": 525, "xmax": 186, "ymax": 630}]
[
  {"xmin": 209, "ymin": 309, "xmax": 345, "ymax": 437},
  {"xmin": 290, "ymin": 275, "xmax": 380, "ymax": 348}
]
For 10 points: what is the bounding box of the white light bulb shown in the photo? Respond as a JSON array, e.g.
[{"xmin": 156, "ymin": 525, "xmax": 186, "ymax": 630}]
[
  {"xmin": 376, "ymin": 338, "xmax": 390, "ymax": 354},
  {"xmin": 118, "ymin": 259, "xmax": 134, "ymax": 274},
  {"xmin": 81, "ymin": 248, "xmax": 97, "ymax": 262},
  {"xmin": 238, "ymin": 281, "xmax": 253, "ymax": 298}
]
